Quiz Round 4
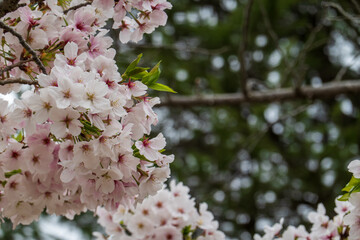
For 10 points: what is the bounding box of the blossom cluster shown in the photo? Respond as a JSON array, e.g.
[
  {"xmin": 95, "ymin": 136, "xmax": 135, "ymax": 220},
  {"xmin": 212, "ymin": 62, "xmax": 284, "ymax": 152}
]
[
  {"xmin": 254, "ymin": 199, "xmax": 352, "ymax": 240},
  {"xmin": 94, "ymin": 181, "xmax": 226, "ymax": 240},
  {"xmin": 254, "ymin": 159, "xmax": 360, "ymax": 240},
  {"xmin": 0, "ymin": 0, "xmax": 172, "ymax": 227}
]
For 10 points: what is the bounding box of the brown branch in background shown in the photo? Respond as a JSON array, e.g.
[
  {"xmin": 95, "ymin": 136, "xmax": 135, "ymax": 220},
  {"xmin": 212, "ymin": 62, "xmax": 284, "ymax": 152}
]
[
  {"xmin": 323, "ymin": 1, "xmax": 360, "ymax": 50},
  {"xmin": 291, "ymin": 21, "xmax": 323, "ymax": 90},
  {"xmin": 0, "ymin": 77, "xmax": 38, "ymax": 86},
  {"xmin": 0, "ymin": 58, "xmax": 35, "ymax": 75},
  {"xmin": 63, "ymin": 1, "xmax": 92, "ymax": 14},
  {"xmin": 332, "ymin": 51, "xmax": 360, "ymax": 81},
  {"xmin": 259, "ymin": 1, "xmax": 292, "ymax": 84},
  {"xmin": 0, "ymin": 0, "xmax": 26, "ymax": 18},
  {"xmin": 350, "ymin": 0, "xmax": 360, "ymax": 14},
  {"xmin": 261, "ymin": 0, "xmax": 324, "ymax": 89},
  {"xmin": 323, "ymin": 1, "xmax": 360, "ymax": 24},
  {"xmin": 158, "ymin": 80, "xmax": 360, "ymax": 107},
  {"xmin": 127, "ymin": 43, "xmax": 230, "ymax": 56},
  {"xmin": 0, "ymin": 21, "xmax": 47, "ymax": 74},
  {"xmin": 238, "ymin": 0, "xmax": 254, "ymax": 98},
  {"xmin": 247, "ymin": 104, "xmax": 309, "ymax": 152},
  {"xmin": 259, "ymin": 1, "xmax": 289, "ymax": 63}
]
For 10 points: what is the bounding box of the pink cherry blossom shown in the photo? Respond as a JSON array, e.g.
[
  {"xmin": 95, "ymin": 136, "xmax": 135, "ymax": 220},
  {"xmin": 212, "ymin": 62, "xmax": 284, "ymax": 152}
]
[
  {"xmin": 135, "ymin": 133, "xmax": 166, "ymax": 161},
  {"xmin": 0, "ymin": 0, "xmax": 172, "ymax": 229}
]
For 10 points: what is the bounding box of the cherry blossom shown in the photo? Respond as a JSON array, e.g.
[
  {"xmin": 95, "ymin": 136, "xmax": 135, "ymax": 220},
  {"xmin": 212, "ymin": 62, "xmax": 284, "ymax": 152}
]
[
  {"xmin": 0, "ymin": 0, "xmax": 172, "ymax": 228},
  {"xmin": 94, "ymin": 181, "xmax": 225, "ymax": 240}
]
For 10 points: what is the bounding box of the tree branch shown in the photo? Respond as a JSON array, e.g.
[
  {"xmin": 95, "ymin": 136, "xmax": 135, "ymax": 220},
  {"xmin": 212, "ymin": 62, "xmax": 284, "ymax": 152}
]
[
  {"xmin": 0, "ymin": 0, "xmax": 26, "ymax": 18},
  {"xmin": 238, "ymin": 0, "xmax": 254, "ymax": 98},
  {"xmin": 158, "ymin": 80, "xmax": 360, "ymax": 107},
  {"xmin": 247, "ymin": 104, "xmax": 309, "ymax": 152},
  {"xmin": 350, "ymin": 0, "xmax": 360, "ymax": 15},
  {"xmin": 0, "ymin": 58, "xmax": 35, "ymax": 75},
  {"xmin": 322, "ymin": 1, "xmax": 360, "ymax": 24},
  {"xmin": 127, "ymin": 43, "xmax": 230, "ymax": 56},
  {"xmin": 0, "ymin": 77, "xmax": 38, "ymax": 85},
  {"xmin": 63, "ymin": 1, "xmax": 92, "ymax": 14},
  {"xmin": 0, "ymin": 21, "xmax": 47, "ymax": 74}
]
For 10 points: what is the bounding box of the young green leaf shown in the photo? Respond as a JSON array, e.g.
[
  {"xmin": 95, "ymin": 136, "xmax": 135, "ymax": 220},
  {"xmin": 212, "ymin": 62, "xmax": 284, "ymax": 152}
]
[
  {"xmin": 5, "ymin": 169, "xmax": 22, "ymax": 178},
  {"xmin": 12, "ymin": 131, "xmax": 23, "ymax": 142},
  {"xmin": 142, "ymin": 61, "xmax": 161, "ymax": 85},
  {"xmin": 338, "ymin": 176, "xmax": 360, "ymax": 201},
  {"xmin": 148, "ymin": 83, "xmax": 177, "ymax": 93},
  {"xmin": 123, "ymin": 54, "xmax": 143, "ymax": 78},
  {"xmin": 127, "ymin": 67, "xmax": 149, "ymax": 79}
]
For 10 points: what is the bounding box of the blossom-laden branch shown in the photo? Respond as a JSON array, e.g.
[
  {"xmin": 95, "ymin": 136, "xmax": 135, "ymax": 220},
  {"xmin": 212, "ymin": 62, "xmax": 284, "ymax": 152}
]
[
  {"xmin": 158, "ymin": 80, "xmax": 360, "ymax": 107},
  {"xmin": 0, "ymin": 58, "xmax": 36, "ymax": 75},
  {"xmin": 255, "ymin": 159, "xmax": 360, "ymax": 240},
  {"xmin": 0, "ymin": 0, "xmax": 175, "ymax": 229},
  {"xmin": 95, "ymin": 181, "xmax": 225, "ymax": 240},
  {"xmin": 0, "ymin": 78, "xmax": 38, "ymax": 85},
  {"xmin": 63, "ymin": 1, "xmax": 92, "ymax": 14},
  {"xmin": 0, "ymin": 0, "xmax": 26, "ymax": 18},
  {"xmin": 0, "ymin": 21, "xmax": 47, "ymax": 74}
]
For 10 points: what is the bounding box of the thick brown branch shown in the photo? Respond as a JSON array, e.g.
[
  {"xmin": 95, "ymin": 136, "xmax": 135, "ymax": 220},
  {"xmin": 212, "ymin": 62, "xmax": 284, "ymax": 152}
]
[
  {"xmin": 0, "ymin": 21, "xmax": 47, "ymax": 74},
  {"xmin": 0, "ymin": 0, "xmax": 26, "ymax": 18},
  {"xmin": 64, "ymin": 1, "xmax": 92, "ymax": 14},
  {"xmin": 0, "ymin": 77, "xmax": 38, "ymax": 85},
  {"xmin": 158, "ymin": 80, "xmax": 360, "ymax": 107}
]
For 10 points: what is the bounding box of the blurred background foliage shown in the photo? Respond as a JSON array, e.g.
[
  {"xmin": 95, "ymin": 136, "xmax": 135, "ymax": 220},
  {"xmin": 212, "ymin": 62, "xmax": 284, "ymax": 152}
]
[{"xmin": 4, "ymin": 0, "xmax": 360, "ymax": 239}]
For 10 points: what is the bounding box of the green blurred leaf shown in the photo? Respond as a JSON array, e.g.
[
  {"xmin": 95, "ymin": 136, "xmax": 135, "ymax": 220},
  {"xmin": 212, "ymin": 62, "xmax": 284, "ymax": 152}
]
[
  {"xmin": 5, "ymin": 169, "xmax": 22, "ymax": 178},
  {"xmin": 123, "ymin": 54, "xmax": 143, "ymax": 78},
  {"xmin": 127, "ymin": 67, "xmax": 150, "ymax": 79},
  {"xmin": 148, "ymin": 83, "xmax": 177, "ymax": 93},
  {"xmin": 339, "ymin": 176, "xmax": 360, "ymax": 201},
  {"xmin": 12, "ymin": 131, "xmax": 23, "ymax": 142},
  {"xmin": 142, "ymin": 61, "xmax": 161, "ymax": 85}
]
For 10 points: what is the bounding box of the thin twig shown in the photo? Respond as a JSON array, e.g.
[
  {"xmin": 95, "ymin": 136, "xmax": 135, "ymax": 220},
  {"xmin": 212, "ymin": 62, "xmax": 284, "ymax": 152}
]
[
  {"xmin": 324, "ymin": 1, "xmax": 360, "ymax": 51},
  {"xmin": 259, "ymin": 1, "xmax": 292, "ymax": 84},
  {"xmin": 238, "ymin": 0, "xmax": 254, "ymax": 98},
  {"xmin": 350, "ymin": 0, "xmax": 360, "ymax": 14},
  {"xmin": 247, "ymin": 104, "xmax": 309, "ymax": 152},
  {"xmin": 63, "ymin": 1, "xmax": 92, "ymax": 14},
  {"xmin": 0, "ymin": 21, "xmax": 47, "ymax": 74},
  {"xmin": 292, "ymin": 22, "xmax": 323, "ymax": 90},
  {"xmin": 259, "ymin": 0, "xmax": 324, "ymax": 90},
  {"xmin": 0, "ymin": 58, "xmax": 35, "ymax": 75},
  {"xmin": 127, "ymin": 43, "xmax": 230, "ymax": 56},
  {"xmin": 322, "ymin": 1, "xmax": 360, "ymax": 24},
  {"xmin": 333, "ymin": 51, "xmax": 360, "ymax": 81},
  {"xmin": 158, "ymin": 80, "xmax": 360, "ymax": 107},
  {"xmin": 0, "ymin": 77, "xmax": 38, "ymax": 85}
]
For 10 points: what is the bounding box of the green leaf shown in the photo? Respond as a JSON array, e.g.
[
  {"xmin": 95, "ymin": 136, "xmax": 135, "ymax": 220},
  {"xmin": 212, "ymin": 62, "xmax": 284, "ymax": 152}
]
[
  {"xmin": 338, "ymin": 193, "xmax": 351, "ymax": 201},
  {"xmin": 148, "ymin": 83, "xmax": 177, "ymax": 93},
  {"xmin": 12, "ymin": 131, "xmax": 23, "ymax": 142},
  {"xmin": 127, "ymin": 67, "xmax": 149, "ymax": 79},
  {"xmin": 142, "ymin": 61, "xmax": 161, "ymax": 85},
  {"xmin": 5, "ymin": 169, "xmax": 22, "ymax": 178},
  {"xmin": 182, "ymin": 225, "xmax": 194, "ymax": 240},
  {"xmin": 342, "ymin": 176, "xmax": 360, "ymax": 192},
  {"xmin": 339, "ymin": 176, "xmax": 360, "ymax": 201},
  {"xmin": 123, "ymin": 54, "xmax": 143, "ymax": 78}
]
